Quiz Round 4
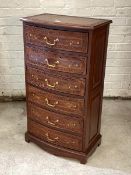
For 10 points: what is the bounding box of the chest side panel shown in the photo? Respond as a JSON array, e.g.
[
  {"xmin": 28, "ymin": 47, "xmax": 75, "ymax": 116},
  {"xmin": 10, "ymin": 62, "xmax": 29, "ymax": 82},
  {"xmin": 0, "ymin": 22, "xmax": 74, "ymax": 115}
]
[{"xmin": 84, "ymin": 25, "xmax": 109, "ymax": 151}]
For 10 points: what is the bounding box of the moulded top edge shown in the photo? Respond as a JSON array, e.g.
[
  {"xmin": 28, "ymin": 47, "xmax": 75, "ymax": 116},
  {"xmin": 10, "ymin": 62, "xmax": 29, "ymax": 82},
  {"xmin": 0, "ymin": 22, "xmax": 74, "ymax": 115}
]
[{"xmin": 20, "ymin": 13, "xmax": 112, "ymax": 31}]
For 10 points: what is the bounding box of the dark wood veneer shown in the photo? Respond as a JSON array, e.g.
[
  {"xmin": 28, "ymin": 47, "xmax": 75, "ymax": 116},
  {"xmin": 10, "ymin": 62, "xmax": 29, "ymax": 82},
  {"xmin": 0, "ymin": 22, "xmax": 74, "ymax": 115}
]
[
  {"xmin": 28, "ymin": 102, "xmax": 83, "ymax": 135},
  {"xmin": 25, "ymin": 46, "xmax": 87, "ymax": 75},
  {"xmin": 26, "ymin": 66, "xmax": 85, "ymax": 96},
  {"xmin": 21, "ymin": 13, "xmax": 112, "ymax": 163},
  {"xmin": 24, "ymin": 24, "xmax": 88, "ymax": 53},
  {"xmin": 28, "ymin": 120, "xmax": 82, "ymax": 151},
  {"xmin": 27, "ymin": 85, "xmax": 84, "ymax": 116}
]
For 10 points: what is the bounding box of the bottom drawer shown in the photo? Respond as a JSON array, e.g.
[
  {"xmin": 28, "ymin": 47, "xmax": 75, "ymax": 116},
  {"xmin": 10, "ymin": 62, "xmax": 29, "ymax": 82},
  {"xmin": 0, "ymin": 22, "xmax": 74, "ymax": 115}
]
[{"xmin": 28, "ymin": 120, "xmax": 82, "ymax": 151}]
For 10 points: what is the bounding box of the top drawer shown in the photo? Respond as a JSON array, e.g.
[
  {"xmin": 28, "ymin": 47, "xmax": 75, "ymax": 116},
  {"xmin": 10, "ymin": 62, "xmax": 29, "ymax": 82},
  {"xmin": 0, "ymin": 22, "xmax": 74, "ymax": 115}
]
[{"xmin": 24, "ymin": 25, "xmax": 88, "ymax": 53}]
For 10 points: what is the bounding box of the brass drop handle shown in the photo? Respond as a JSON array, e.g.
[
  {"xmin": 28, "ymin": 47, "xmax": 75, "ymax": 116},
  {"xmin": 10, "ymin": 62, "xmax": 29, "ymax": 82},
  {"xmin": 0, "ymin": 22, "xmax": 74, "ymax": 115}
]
[
  {"xmin": 46, "ymin": 116, "xmax": 59, "ymax": 126},
  {"xmin": 45, "ymin": 79, "xmax": 58, "ymax": 88},
  {"xmin": 45, "ymin": 98, "xmax": 58, "ymax": 107},
  {"xmin": 44, "ymin": 36, "xmax": 59, "ymax": 46},
  {"xmin": 45, "ymin": 59, "xmax": 59, "ymax": 68},
  {"xmin": 45, "ymin": 133, "xmax": 58, "ymax": 142}
]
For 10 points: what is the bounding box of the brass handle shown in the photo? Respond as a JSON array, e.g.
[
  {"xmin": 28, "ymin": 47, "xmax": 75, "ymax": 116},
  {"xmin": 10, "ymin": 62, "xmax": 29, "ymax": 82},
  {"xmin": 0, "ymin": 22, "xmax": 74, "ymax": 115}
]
[
  {"xmin": 45, "ymin": 59, "xmax": 59, "ymax": 68},
  {"xmin": 46, "ymin": 116, "xmax": 59, "ymax": 126},
  {"xmin": 45, "ymin": 79, "xmax": 58, "ymax": 88},
  {"xmin": 45, "ymin": 133, "xmax": 58, "ymax": 142},
  {"xmin": 45, "ymin": 98, "xmax": 58, "ymax": 107},
  {"xmin": 44, "ymin": 36, "xmax": 59, "ymax": 46}
]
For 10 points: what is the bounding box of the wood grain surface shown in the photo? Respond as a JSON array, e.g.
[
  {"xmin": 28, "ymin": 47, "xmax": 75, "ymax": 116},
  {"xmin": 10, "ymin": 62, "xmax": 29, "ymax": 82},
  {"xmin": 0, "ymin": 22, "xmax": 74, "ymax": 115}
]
[{"xmin": 22, "ymin": 13, "xmax": 112, "ymax": 164}]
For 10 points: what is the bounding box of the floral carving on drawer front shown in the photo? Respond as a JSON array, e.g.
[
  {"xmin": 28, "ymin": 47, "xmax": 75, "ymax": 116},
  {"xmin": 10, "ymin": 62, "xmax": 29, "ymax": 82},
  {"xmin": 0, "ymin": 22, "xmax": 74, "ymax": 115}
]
[
  {"xmin": 26, "ymin": 46, "xmax": 86, "ymax": 75},
  {"xmin": 27, "ymin": 85, "xmax": 84, "ymax": 116},
  {"xmin": 28, "ymin": 103, "xmax": 83, "ymax": 134},
  {"xmin": 25, "ymin": 25, "xmax": 88, "ymax": 53},
  {"xmin": 26, "ymin": 67, "xmax": 85, "ymax": 96},
  {"xmin": 28, "ymin": 120, "xmax": 82, "ymax": 151}
]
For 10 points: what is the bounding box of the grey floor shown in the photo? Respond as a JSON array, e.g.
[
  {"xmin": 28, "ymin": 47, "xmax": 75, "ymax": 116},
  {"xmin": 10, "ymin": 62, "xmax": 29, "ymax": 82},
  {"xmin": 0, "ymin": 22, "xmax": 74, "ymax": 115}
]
[{"xmin": 0, "ymin": 100, "xmax": 131, "ymax": 174}]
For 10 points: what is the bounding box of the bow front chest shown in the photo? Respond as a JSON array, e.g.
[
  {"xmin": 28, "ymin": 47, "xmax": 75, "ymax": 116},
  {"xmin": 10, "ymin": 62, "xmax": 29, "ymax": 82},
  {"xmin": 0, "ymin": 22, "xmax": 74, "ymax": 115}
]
[{"xmin": 21, "ymin": 14, "xmax": 112, "ymax": 164}]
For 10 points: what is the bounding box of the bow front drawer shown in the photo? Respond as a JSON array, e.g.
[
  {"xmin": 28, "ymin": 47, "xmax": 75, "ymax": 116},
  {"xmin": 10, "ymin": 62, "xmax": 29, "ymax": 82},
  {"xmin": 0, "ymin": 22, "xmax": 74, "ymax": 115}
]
[
  {"xmin": 24, "ymin": 25, "xmax": 88, "ymax": 53},
  {"xmin": 27, "ymin": 85, "xmax": 84, "ymax": 117},
  {"xmin": 28, "ymin": 103, "xmax": 83, "ymax": 135},
  {"xmin": 28, "ymin": 120, "xmax": 82, "ymax": 151},
  {"xmin": 26, "ymin": 46, "xmax": 87, "ymax": 75},
  {"xmin": 26, "ymin": 67, "xmax": 85, "ymax": 96}
]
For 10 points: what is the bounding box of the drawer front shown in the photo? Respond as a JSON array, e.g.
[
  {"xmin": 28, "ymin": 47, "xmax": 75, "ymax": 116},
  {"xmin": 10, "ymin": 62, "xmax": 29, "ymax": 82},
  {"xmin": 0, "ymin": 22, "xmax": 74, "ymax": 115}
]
[
  {"xmin": 26, "ymin": 67, "xmax": 85, "ymax": 96},
  {"xmin": 25, "ymin": 46, "xmax": 86, "ymax": 75},
  {"xmin": 28, "ymin": 120, "xmax": 82, "ymax": 151},
  {"xmin": 24, "ymin": 25, "xmax": 88, "ymax": 53},
  {"xmin": 27, "ymin": 85, "xmax": 84, "ymax": 117},
  {"xmin": 28, "ymin": 103, "xmax": 83, "ymax": 134}
]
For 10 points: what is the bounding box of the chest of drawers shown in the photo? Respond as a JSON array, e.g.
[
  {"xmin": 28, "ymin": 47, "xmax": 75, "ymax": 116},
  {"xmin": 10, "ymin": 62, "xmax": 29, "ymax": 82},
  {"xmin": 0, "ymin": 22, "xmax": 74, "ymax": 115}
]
[{"xmin": 21, "ymin": 14, "xmax": 112, "ymax": 164}]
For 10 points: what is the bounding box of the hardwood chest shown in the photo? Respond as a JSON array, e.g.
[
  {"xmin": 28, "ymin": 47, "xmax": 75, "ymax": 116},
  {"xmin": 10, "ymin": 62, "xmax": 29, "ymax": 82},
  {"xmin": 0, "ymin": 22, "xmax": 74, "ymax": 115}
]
[{"xmin": 21, "ymin": 14, "xmax": 112, "ymax": 163}]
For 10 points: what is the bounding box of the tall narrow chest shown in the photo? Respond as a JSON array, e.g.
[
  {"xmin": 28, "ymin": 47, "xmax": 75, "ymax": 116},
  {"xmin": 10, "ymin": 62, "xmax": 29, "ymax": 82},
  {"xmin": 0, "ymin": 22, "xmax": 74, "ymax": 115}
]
[{"xmin": 21, "ymin": 14, "xmax": 112, "ymax": 163}]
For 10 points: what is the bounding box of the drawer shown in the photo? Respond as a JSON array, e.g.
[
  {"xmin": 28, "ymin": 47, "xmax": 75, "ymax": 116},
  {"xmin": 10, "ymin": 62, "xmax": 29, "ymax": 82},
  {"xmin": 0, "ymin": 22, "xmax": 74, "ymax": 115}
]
[
  {"xmin": 28, "ymin": 103, "xmax": 83, "ymax": 135},
  {"xmin": 27, "ymin": 85, "xmax": 84, "ymax": 117},
  {"xmin": 28, "ymin": 120, "xmax": 82, "ymax": 151},
  {"xmin": 26, "ymin": 46, "xmax": 87, "ymax": 75},
  {"xmin": 26, "ymin": 67, "xmax": 85, "ymax": 96},
  {"xmin": 24, "ymin": 25, "xmax": 88, "ymax": 53}
]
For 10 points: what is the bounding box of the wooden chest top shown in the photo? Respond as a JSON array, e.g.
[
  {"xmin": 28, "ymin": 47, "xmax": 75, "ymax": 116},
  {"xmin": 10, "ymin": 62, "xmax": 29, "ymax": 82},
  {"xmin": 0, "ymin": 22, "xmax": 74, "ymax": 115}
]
[{"xmin": 21, "ymin": 13, "xmax": 112, "ymax": 31}]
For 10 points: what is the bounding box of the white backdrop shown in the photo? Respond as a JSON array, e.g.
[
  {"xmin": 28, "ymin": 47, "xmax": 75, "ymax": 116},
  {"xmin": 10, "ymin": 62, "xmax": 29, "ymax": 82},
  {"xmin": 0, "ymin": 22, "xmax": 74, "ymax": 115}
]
[{"xmin": 0, "ymin": 0, "xmax": 131, "ymax": 97}]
